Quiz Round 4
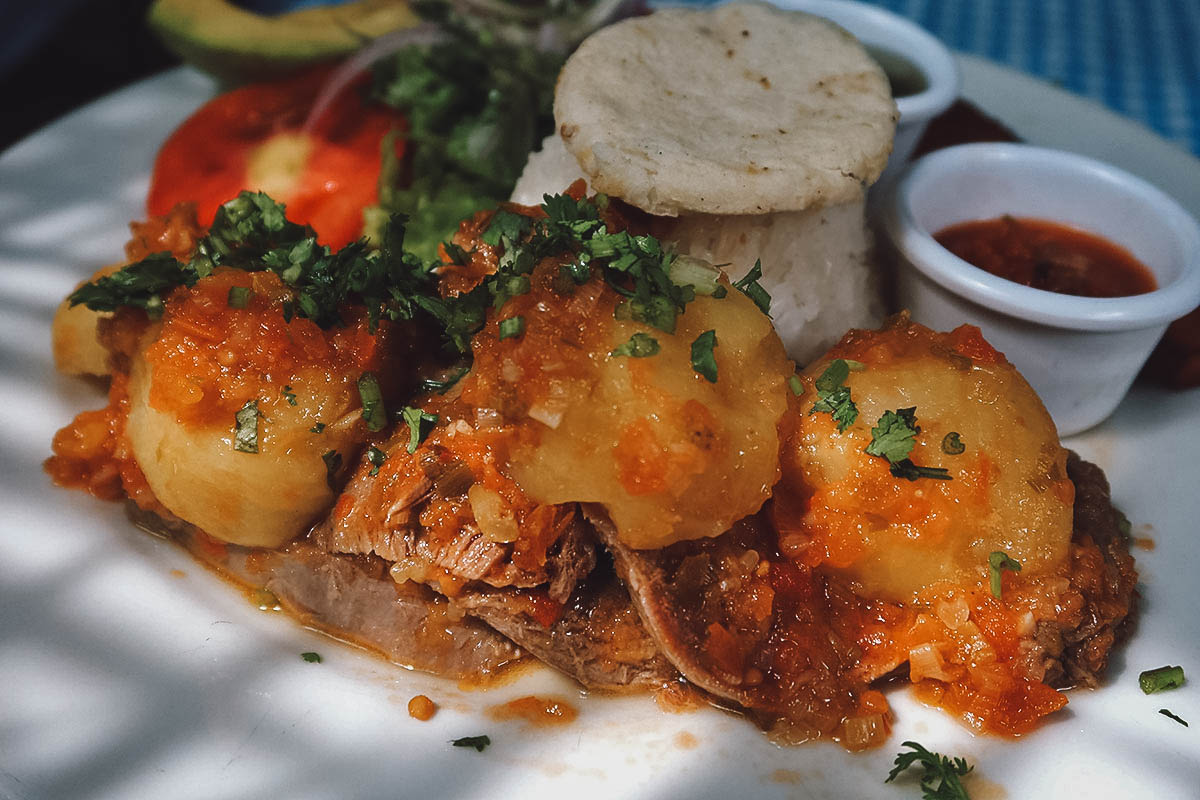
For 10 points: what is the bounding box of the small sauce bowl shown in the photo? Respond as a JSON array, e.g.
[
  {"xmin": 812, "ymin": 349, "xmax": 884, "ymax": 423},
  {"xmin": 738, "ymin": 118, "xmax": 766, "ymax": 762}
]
[
  {"xmin": 882, "ymin": 143, "xmax": 1200, "ymax": 436},
  {"xmin": 784, "ymin": 0, "xmax": 959, "ymax": 178}
]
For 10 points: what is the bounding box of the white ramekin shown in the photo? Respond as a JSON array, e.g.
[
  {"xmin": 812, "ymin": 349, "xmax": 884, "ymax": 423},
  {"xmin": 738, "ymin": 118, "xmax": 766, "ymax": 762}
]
[
  {"xmin": 882, "ymin": 142, "xmax": 1200, "ymax": 436},
  {"xmin": 780, "ymin": 0, "xmax": 960, "ymax": 178}
]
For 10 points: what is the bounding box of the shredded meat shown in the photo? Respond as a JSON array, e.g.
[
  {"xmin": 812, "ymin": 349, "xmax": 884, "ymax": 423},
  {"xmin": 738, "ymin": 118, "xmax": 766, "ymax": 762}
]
[{"xmin": 1022, "ymin": 452, "xmax": 1139, "ymax": 688}]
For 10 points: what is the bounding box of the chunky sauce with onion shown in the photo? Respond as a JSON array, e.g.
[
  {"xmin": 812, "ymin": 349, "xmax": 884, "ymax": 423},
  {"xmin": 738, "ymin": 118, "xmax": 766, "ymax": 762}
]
[{"xmin": 935, "ymin": 216, "xmax": 1156, "ymax": 297}]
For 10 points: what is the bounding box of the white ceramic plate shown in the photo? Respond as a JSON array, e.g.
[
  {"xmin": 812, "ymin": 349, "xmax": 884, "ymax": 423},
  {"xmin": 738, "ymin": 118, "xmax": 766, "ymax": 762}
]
[{"xmin": 1, "ymin": 56, "xmax": 1198, "ymax": 800}]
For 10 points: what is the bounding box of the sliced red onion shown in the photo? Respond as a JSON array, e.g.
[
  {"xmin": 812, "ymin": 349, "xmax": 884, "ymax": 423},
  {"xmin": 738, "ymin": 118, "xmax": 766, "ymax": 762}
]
[{"xmin": 302, "ymin": 23, "xmax": 450, "ymax": 133}]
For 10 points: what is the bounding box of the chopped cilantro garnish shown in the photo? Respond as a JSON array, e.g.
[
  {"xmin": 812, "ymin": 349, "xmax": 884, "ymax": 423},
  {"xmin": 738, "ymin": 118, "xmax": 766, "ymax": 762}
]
[
  {"xmin": 482, "ymin": 210, "xmax": 532, "ymax": 247},
  {"xmin": 498, "ymin": 316, "xmax": 525, "ymax": 340},
  {"xmin": 610, "ymin": 332, "xmax": 660, "ymax": 358},
  {"xmin": 71, "ymin": 193, "xmax": 439, "ymax": 334},
  {"xmin": 321, "ymin": 449, "xmax": 343, "ymax": 491},
  {"xmin": 941, "ymin": 431, "xmax": 965, "ymax": 455},
  {"xmin": 865, "ymin": 407, "xmax": 919, "ymax": 463},
  {"xmin": 787, "ymin": 375, "xmax": 803, "ymax": 396},
  {"xmin": 885, "ymin": 741, "xmax": 972, "ymax": 800},
  {"xmin": 301, "ymin": 651, "xmax": 322, "ymax": 663},
  {"xmin": 310, "ymin": 422, "xmax": 326, "ymax": 434},
  {"xmin": 865, "ymin": 407, "xmax": 953, "ymax": 482},
  {"xmin": 68, "ymin": 252, "xmax": 196, "ymax": 318},
  {"xmin": 401, "ymin": 406, "xmax": 438, "ymax": 453},
  {"xmin": 421, "ymin": 366, "xmax": 471, "ymax": 394},
  {"xmin": 227, "ymin": 286, "xmax": 252, "ymax": 308},
  {"xmin": 366, "ymin": 445, "xmax": 388, "ymax": 477},
  {"xmin": 1140, "ymin": 665, "xmax": 1186, "ymax": 694},
  {"xmin": 1159, "ymin": 708, "xmax": 1189, "ymax": 726},
  {"xmin": 809, "ymin": 359, "xmax": 858, "ymax": 431},
  {"xmin": 668, "ymin": 254, "xmax": 725, "ymax": 298},
  {"xmin": 357, "ymin": 373, "xmax": 387, "ymax": 432},
  {"xmin": 690, "ymin": 330, "xmax": 718, "ymax": 382},
  {"xmin": 988, "ymin": 551, "xmax": 1022, "ymax": 598},
  {"xmin": 732, "ymin": 259, "xmax": 772, "ymax": 316},
  {"xmin": 450, "ymin": 735, "xmax": 491, "ymax": 752},
  {"xmin": 282, "ymin": 385, "xmax": 298, "ymax": 406},
  {"xmin": 233, "ymin": 400, "xmax": 260, "ymax": 453}
]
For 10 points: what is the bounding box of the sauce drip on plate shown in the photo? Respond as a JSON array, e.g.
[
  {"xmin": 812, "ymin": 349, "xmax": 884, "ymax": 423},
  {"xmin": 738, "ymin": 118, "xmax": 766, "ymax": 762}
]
[{"xmin": 935, "ymin": 216, "xmax": 1157, "ymax": 297}]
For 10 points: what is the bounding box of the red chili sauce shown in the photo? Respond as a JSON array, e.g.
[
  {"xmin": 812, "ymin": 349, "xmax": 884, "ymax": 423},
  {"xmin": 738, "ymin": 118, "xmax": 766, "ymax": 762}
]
[{"xmin": 935, "ymin": 216, "xmax": 1157, "ymax": 297}]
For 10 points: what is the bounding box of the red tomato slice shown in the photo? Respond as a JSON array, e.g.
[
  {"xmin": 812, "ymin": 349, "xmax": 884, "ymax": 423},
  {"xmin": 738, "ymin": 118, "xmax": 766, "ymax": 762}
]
[{"xmin": 148, "ymin": 66, "xmax": 405, "ymax": 249}]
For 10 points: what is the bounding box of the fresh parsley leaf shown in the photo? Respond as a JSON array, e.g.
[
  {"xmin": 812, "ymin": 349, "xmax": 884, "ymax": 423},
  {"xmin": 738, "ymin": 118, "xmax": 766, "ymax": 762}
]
[
  {"xmin": 227, "ymin": 286, "xmax": 252, "ymax": 308},
  {"xmin": 301, "ymin": 651, "xmax": 322, "ymax": 663},
  {"xmin": 498, "ymin": 315, "xmax": 525, "ymax": 340},
  {"xmin": 809, "ymin": 359, "xmax": 859, "ymax": 431},
  {"xmin": 450, "ymin": 735, "xmax": 491, "ymax": 752},
  {"xmin": 68, "ymin": 252, "xmax": 197, "ymax": 317},
  {"xmin": 310, "ymin": 422, "xmax": 326, "ymax": 434},
  {"xmin": 71, "ymin": 192, "xmax": 441, "ymax": 336},
  {"xmin": 733, "ymin": 259, "xmax": 772, "ymax": 316},
  {"xmin": 885, "ymin": 741, "xmax": 973, "ymax": 800},
  {"xmin": 690, "ymin": 330, "xmax": 718, "ymax": 382},
  {"xmin": 988, "ymin": 551, "xmax": 1022, "ymax": 598},
  {"xmin": 865, "ymin": 407, "xmax": 920, "ymax": 463},
  {"xmin": 366, "ymin": 445, "xmax": 388, "ymax": 477},
  {"xmin": 610, "ymin": 332, "xmax": 660, "ymax": 358},
  {"xmin": 401, "ymin": 406, "xmax": 438, "ymax": 453},
  {"xmin": 369, "ymin": 3, "xmax": 566, "ymax": 259},
  {"xmin": 234, "ymin": 400, "xmax": 260, "ymax": 453},
  {"xmin": 482, "ymin": 210, "xmax": 532, "ymax": 247},
  {"xmin": 1159, "ymin": 708, "xmax": 1189, "ymax": 726},
  {"xmin": 941, "ymin": 431, "xmax": 965, "ymax": 455},
  {"xmin": 282, "ymin": 385, "xmax": 298, "ymax": 406},
  {"xmin": 322, "ymin": 449, "xmax": 343, "ymax": 491},
  {"xmin": 865, "ymin": 407, "xmax": 953, "ymax": 482},
  {"xmin": 358, "ymin": 373, "xmax": 388, "ymax": 432},
  {"xmin": 1140, "ymin": 665, "xmax": 1186, "ymax": 694}
]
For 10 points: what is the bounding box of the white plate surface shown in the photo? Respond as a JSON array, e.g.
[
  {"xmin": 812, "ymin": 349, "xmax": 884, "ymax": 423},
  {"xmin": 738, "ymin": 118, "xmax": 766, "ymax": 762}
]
[{"xmin": 1, "ymin": 57, "xmax": 1198, "ymax": 800}]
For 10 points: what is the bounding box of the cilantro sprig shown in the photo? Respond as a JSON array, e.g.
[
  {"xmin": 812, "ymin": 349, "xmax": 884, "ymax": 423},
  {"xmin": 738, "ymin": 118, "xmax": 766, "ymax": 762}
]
[
  {"xmin": 865, "ymin": 407, "xmax": 953, "ymax": 482},
  {"xmin": 70, "ymin": 192, "xmax": 437, "ymax": 333},
  {"xmin": 809, "ymin": 359, "xmax": 860, "ymax": 431},
  {"xmin": 885, "ymin": 741, "xmax": 973, "ymax": 800}
]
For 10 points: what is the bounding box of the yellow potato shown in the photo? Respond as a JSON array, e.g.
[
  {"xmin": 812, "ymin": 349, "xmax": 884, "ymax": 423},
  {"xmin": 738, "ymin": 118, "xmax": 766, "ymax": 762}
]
[
  {"xmin": 126, "ymin": 349, "xmax": 367, "ymax": 548},
  {"xmin": 509, "ymin": 286, "xmax": 793, "ymax": 550},
  {"xmin": 777, "ymin": 317, "xmax": 1074, "ymax": 602},
  {"xmin": 51, "ymin": 264, "xmax": 121, "ymax": 377}
]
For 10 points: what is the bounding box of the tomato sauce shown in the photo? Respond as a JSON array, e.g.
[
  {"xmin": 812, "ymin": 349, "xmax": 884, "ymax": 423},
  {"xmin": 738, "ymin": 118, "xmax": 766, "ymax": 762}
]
[
  {"xmin": 486, "ymin": 695, "xmax": 578, "ymax": 727},
  {"xmin": 935, "ymin": 216, "xmax": 1156, "ymax": 297}
]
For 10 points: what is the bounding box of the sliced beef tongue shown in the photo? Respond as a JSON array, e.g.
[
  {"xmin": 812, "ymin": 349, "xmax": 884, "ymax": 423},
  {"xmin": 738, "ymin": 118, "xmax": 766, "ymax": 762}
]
[
  {"xmin": 127, "ymin": 505, "xmax": 522, "ymax": 681},
  {"xmin": 316, "ymin": 504, "xmax": 596, "ymax": 602},
  {"xmin": 456, "ymin": 558, "xmax": 680, "ymax": 691},
  {"xmin": 257, "ymin": 545, "xmax": 522, "ymax": 680},
  {"xmin": 584, "ymin": 504, "xmax": 860, "ymax": 731}
]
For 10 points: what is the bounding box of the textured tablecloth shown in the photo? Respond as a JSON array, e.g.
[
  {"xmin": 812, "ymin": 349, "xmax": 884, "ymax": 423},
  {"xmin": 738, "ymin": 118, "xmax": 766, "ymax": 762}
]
[{"xmin": 685, "ymin": 0, "xmax": 1200, "ymax": 158}]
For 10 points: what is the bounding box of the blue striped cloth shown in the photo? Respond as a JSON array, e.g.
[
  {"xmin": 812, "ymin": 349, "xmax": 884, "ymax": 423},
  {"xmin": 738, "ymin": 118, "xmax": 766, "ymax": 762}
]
[{"xmin": 678, "ymin": 0, "xmax": 1200, "ymax": 157}]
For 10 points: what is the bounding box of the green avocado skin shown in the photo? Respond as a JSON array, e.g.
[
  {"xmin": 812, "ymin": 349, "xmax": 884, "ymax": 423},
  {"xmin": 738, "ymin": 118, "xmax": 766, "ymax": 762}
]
[{"xmin": 148, "ymin": 0, "xmax": 417, "ymax": 85}]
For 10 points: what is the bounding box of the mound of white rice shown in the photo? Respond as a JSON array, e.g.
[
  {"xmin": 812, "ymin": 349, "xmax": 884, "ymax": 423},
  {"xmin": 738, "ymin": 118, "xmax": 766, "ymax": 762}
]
[{"xmin": 512, "ymin": 135, "xmax": 884, "ymax": 366}]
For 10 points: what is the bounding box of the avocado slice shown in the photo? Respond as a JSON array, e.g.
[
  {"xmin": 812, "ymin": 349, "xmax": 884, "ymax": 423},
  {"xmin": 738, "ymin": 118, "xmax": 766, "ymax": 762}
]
[{"xmin": 148, "ymin": 0, "xmax": 419, "ymax": 85}]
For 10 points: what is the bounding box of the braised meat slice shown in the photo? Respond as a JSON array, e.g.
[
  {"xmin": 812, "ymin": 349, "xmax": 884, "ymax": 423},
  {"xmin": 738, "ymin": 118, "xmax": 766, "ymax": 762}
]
[
  {"xmin": 320, "ymin": 445, "xmax": 596, "ymax": 603},
  {"xmin": 128, "ymin": 505, "xmax": 522, "ymax": 680},
  {"xmin": 457, "ymin": 557, "xmax": 679, "ymax": 691},
  {"xmin": 591, "ymin": 452, "xmax": 1140, "ymax": 742}
]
